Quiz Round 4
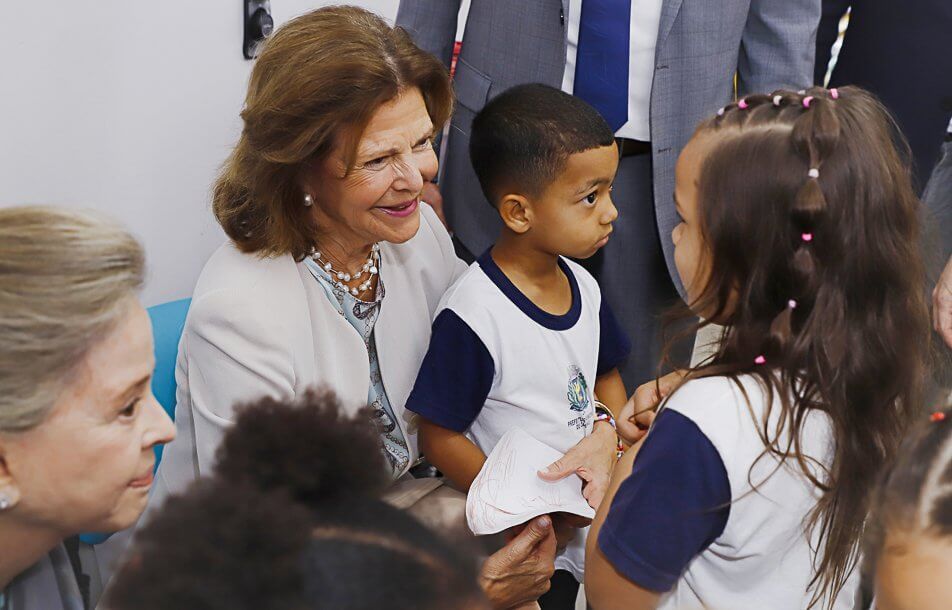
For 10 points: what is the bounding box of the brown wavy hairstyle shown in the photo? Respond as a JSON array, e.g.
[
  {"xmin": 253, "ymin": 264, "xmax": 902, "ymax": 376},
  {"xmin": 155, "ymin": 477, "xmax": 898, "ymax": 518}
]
[
  {"xmin": 660, "ymin": 87, "xmax": 931, "ymax": 608},
  {"xmin": 213, "ymin": 6, "xmax": 453, "ymax": 260}
]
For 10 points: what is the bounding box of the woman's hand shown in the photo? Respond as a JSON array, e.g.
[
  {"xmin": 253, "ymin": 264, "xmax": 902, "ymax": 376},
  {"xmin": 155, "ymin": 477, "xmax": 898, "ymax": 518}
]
[
  {"xmin": 480, "ymin": 515, "xmax": 557, "ymax": 609},
  {"xmin": 539, "ymin": 421, "xmax": 617, "ymax": 509},
  {"xmin": 616, "ymin": 370, "xmax": 686, "ymax": 445},
  {"xmin": 934, "ymin": 254, "xmax": 952, "ymax": 349}
]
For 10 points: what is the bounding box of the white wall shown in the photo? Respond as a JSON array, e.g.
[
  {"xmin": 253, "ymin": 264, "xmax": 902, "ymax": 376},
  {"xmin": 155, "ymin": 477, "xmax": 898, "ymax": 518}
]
[{"xmin": 0, "ymin": 0, "xmax": 401, "ymax": 306}]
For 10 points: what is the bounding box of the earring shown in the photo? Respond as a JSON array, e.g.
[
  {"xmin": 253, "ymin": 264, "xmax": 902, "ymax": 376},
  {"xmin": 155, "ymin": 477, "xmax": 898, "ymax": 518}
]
[
  {"xmin": 0, "ymin": 494, "xmax": 10, "ymax": 511},
  {"xmin": 303, "ymin": 194, "xmax": 314, "ymax": 207}
]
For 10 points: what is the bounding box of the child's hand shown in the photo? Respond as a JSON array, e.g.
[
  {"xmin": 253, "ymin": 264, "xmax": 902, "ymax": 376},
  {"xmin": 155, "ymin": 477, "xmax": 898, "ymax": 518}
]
[{"xmin": 617, "ymin": 370, "xmax": 686, "ymax": 445}]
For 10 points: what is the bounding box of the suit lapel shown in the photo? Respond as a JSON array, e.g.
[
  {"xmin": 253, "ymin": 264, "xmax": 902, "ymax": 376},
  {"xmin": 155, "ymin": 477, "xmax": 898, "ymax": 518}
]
[{"xmin": 656, "ymin": 0, "xmax": 684, "ymax": 52}]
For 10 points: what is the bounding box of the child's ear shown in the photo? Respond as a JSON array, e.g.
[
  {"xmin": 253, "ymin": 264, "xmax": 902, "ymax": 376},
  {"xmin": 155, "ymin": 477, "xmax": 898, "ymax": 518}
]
[{"xmin": 499, "ymin": 193, "xmax": 532, "ymax": 234}]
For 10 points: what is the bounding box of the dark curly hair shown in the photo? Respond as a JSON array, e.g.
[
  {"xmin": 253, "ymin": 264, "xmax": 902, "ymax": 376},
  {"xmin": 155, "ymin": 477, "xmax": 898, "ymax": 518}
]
[{"xmin": 106, "ymin": 390, "xmax": 488, "ymax": 610}]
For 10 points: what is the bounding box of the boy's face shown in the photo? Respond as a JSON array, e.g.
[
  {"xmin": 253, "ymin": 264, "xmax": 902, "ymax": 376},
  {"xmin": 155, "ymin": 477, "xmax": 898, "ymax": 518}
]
[{"xmin": 525, "ymin": 144, "xmax": 619, "ymax": 259}]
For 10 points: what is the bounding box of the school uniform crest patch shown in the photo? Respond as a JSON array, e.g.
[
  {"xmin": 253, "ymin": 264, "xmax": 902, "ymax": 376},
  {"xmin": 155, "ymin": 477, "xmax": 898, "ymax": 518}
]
[{"xmin": 567, "ymin": 365, "xmax": 590, "ymax": 412}]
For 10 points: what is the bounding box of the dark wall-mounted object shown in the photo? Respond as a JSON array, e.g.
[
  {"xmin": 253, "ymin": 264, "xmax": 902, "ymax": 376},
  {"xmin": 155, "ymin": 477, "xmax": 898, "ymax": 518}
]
[{"xmin": 243, "ymin": 0, "xmax": 273, "ymax": 59}]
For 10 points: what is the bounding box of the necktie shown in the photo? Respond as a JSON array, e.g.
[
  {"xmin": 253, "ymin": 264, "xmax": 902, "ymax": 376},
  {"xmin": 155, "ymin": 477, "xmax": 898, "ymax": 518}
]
[{"xmin": 573, "ymin": 0, "xmax": 632, "ymax": 132}]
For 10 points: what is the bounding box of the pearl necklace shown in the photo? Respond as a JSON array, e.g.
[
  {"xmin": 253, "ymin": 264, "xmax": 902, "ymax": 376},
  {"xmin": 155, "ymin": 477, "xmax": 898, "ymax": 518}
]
[{"xmin": 311, "ymin": 243, "xmax": 380, "ymax": 296}]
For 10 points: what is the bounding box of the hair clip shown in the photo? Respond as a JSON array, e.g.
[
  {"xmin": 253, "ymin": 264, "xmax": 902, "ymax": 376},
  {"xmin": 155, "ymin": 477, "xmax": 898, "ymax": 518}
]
[
  {"xmin": 931, "ymin": 411, "xmax": 947, "ymax": 423},
  {"xmin": 754, "ymin": 355, "xmax": 767, "ymax": 365},
  {"xmin": 738, "ymin": 98, "xmax": 749, "ymax": 110},
  {"xmin": 801, "ymin": 232, "xmax": 813, "ymax": 242},
  {"xmin": 788, "ymin": 299, "xmax": 798, "ymax": 309},
  {"xmin": 829, "ymin": 88, "xmax": 839, "ymax": 100},
  {"xmin": 803, "ymin": 96, "xmax": 814, "ymax": 108},
  {"xmin": 717, "ymin": 107, "xmax": 726, "ymax": 116},
  {"xmin": 808, "ymin": 168, "xmax": 820, "ymax": 179},
  {"xmin": 773, "ymin": 95, "xmax": 783, "ymax": 107}
]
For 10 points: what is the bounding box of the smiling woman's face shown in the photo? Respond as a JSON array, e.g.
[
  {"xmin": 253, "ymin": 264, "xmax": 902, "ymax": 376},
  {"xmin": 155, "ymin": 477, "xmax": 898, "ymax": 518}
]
[
  {"xmin": 304, "ymin": 86, "xmax": 438, "ymax": 251},
  {"xmin": 0, "ymin": 299, "xmax": 176, "ymax": 536}
]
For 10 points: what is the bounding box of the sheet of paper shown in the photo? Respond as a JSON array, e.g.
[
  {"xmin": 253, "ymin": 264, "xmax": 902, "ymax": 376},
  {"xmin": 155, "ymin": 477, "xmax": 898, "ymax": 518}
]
[{"xmin": 466, "ymin": 427, "xmax": 596, "ymax": 535}]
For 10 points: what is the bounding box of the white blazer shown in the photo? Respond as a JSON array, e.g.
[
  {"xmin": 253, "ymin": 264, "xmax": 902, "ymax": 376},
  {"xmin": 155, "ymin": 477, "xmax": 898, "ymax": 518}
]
[{"xmin": 152, "ymin": 204, "xmax": 467, "ymax": 503}]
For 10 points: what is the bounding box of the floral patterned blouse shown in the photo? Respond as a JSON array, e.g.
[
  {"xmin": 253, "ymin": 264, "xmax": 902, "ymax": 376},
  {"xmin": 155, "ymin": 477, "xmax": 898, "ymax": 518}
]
[{"xmin": 303, "ymin": 258, "xmax": 410, "ymax": 478}]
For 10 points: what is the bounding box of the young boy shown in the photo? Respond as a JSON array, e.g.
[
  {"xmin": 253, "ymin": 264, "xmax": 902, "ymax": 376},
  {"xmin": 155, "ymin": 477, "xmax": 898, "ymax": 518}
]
[{"xmin": 406, "ymin": 84, "xmax": 630, "ymax": 609}]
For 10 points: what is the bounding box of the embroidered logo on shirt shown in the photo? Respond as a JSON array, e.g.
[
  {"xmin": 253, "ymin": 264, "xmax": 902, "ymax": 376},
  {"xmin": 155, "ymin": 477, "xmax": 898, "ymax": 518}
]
[
  {"xmin": 567, "ymin": 365, "xmax": 590, "ymax": 412},
  {"xmin": 566, "ymin": 365, "xmax": 593, "ymax": 430}
]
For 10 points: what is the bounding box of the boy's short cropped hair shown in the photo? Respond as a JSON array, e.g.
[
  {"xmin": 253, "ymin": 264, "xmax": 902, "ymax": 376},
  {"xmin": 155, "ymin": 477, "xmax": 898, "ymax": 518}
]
[{"xmin": 469, "ymin": 83, "xmax": 616, "ymax": 207}]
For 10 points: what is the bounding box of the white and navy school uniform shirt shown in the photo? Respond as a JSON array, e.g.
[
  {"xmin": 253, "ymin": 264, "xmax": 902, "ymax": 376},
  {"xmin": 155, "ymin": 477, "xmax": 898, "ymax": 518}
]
[
  {"xmin": 599, "ymin": 374, "xmax": 860, "ymax": 610},
  {"xmin": 407, "ymin": 249, "xmax": 630, "ymax": 580}
]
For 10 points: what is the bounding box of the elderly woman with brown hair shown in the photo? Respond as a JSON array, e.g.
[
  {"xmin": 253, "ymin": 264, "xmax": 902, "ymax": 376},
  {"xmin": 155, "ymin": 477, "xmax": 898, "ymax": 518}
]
[
  {"xmin": 0, "ymin": 206, "xmax": 176, "ymax": 610},
  {"xmin": 149, "ymin": 6, "xmax": 628, "ymax": 608}
]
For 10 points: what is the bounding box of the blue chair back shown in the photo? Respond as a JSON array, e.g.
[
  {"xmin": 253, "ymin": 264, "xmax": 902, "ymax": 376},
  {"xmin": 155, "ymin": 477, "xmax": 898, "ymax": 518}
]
[
  {"xmin": 79, "ymin": 298, "xmax": 190, "ymax": 546},
  {"xmin": 148, "ymin": 298, "xmax": 191, "ymax": 437}
]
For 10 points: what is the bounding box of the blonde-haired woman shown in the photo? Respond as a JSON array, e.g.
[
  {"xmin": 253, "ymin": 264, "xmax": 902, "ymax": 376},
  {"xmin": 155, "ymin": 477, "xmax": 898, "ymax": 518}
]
[{"xmin": 0, "ymin": 206, "xmax": 175, "ymax": 610}]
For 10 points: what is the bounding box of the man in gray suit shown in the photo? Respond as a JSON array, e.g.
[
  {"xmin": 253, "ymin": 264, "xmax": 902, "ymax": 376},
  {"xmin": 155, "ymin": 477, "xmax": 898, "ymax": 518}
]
[{"xmin": 397, "ymin": 0, "xmax": 820, "ymax": 388}]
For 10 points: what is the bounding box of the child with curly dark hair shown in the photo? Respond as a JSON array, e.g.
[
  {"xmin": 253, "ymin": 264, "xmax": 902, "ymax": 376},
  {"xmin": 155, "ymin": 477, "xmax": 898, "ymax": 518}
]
[{"xmin": 105, "ymin": 390, "xmax": 490, "ymax": 610}]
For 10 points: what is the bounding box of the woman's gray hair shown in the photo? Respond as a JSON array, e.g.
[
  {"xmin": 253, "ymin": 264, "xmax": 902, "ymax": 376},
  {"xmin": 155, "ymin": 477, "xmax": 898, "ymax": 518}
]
[{"xmin": 0, "ymin": 206, "xmax": 145, "ymax": 432}]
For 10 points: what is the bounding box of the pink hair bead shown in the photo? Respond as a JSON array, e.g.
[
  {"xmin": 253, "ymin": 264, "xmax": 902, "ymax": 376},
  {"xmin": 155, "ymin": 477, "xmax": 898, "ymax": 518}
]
[
  {"xmin": 754, "ymin": 355, "xmax": 767, "ymax": 365},
  {"xmin": 829, "ymin": 88, "xmax": 839, "ymax": 99},
  {"xmin": 803, "ymin": 96, "xmax": 814, "ymax": 108},
  {"xmin": 738, "ymin": 98, "xmax": 749, "ymax": 109}
]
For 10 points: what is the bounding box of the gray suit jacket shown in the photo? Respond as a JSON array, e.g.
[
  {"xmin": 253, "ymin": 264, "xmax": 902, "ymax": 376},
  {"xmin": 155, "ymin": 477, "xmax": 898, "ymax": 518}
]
[{"xmin": 396, "ymin": 0, "xmax": 819, "ymax": 289}]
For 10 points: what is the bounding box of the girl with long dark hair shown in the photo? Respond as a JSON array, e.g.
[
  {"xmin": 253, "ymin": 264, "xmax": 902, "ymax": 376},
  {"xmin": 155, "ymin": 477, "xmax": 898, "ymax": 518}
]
[{"xmin": 586, "ymin": 87, "xmax": 932, "ymax": 610}]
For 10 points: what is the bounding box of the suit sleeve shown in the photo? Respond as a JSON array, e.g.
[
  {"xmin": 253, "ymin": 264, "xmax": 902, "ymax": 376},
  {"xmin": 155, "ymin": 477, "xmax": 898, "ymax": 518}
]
[
  {"xmin": 181, "ymin": 288, "xmax": 296, "ymax": 474},
  {"xmin": 737, "ymin": 0, "xmax": 820, "ymax": 96},
  {"xmin": 396, "ymin": 0, "xmax": 464, "ymax": 69}
]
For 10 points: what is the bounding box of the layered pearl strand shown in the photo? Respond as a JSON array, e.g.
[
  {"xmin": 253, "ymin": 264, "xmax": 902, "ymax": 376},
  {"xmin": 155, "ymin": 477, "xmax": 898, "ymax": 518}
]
[{"xmin": 310, "ymin": 243, "xmax": 380, "ymax": 296}]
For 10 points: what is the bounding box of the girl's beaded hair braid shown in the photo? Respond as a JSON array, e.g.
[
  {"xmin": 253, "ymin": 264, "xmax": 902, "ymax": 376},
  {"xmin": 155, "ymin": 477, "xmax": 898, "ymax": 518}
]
[{"xmin": 659, "ymin": 87, "xmax": 931, "ymax": 609}]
